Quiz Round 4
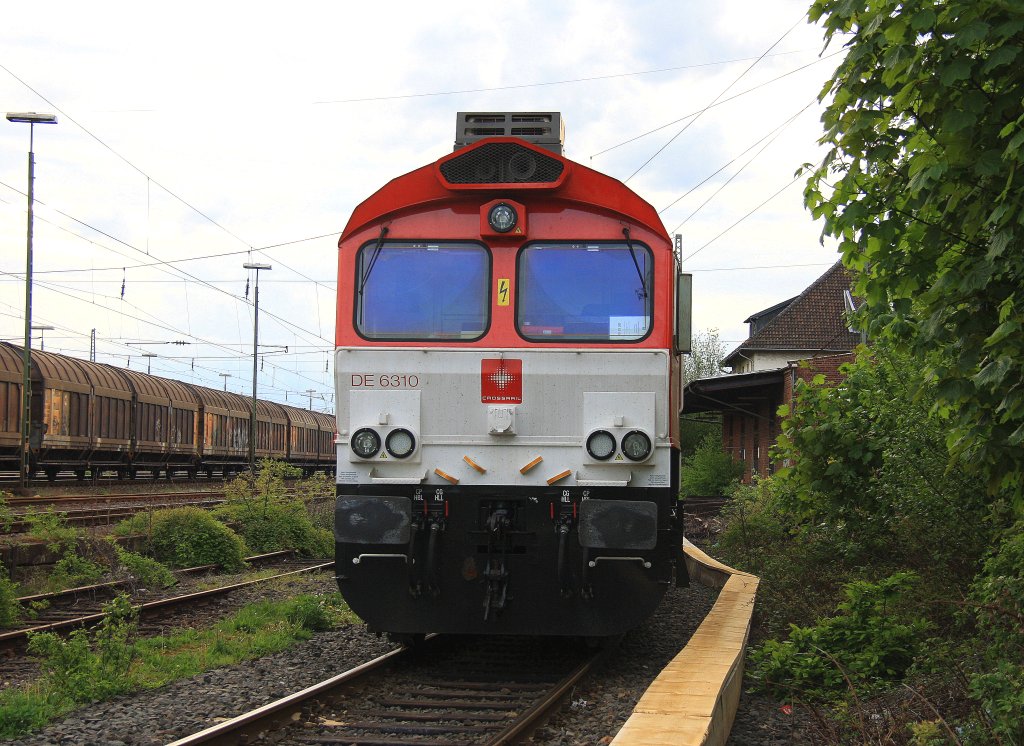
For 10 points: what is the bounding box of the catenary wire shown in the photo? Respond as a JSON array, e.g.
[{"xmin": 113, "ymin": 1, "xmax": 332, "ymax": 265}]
[
  {"xmin": 658, "ymin": 99, "xmax": 815, "ymax": 217},
  {"xmin": 590, "ymin": 50, "xmax": 844, "ymax": 160},
  {"xmin": 625, "ymin": 15, "xmax": 805, "ymax": 182},
  {"xmin": 0, "ymin": 185, "xmax": 333, "ymax": 346},
  {"xmin": 668, "ymin": 100, "xmax": 816, "ymax": 234},
  {"xmin": 680, "ymin": 173, "xmax": 804, "ymax": 263},
  {"xmin": 312, "ymin": 49, "xmax": 814, "ymax": 104}
]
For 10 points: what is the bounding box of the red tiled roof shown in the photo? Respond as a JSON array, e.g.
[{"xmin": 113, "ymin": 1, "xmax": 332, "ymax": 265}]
[{"xmin": 726, "ymin": 261, "xmax": 862, "ymax": 359}]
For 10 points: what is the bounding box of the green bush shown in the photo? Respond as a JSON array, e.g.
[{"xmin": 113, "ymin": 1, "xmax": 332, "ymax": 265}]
[
  {"xmin": 714, "ymin": 478, "xmax": 869, "ymax": 634},
  {"xmin": 0, "ymin": 490, "xmax": 13, "ymax": 531},
  {"xmin": 218, "ymin": 460, "xmax": 332, "ymax": 558},
  {"xmin": 213, "ymin": 500, "xmax": 332, "ymax": 558},
  {"xmin": 963, "ymin": 523, "xmax": 1024, "ymax": 743},
  {"xmin": 680, "ymin": 431, "xmax": 743, "ymax": 497},
  {"xmin": 48, "ymin": 553, "xmax": 104, "ymax": 591},
  {"xmin": 0, "ymin": 563, "xmax": 21, "ymax": 628},
  {"xmin": 750, "ymin": 572, "xmax": 929, "ymax": 704},
  {"xmin": 122, "ymin": 507, "xmax": 248, "ymax": 571},
  {"xmin": 25, "ymin": 510, "xmax": 79, "ymax": 554},
  {"xmin": 112, "ymin": 545, "xmax": 175, "ymax": 589},
  {"xmin": 27, "ymin": 594, "xmax": 138, "ymax": 702}
]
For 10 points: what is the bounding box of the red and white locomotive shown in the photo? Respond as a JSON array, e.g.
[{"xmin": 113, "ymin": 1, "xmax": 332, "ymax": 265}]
[{"xmin": 334, "ymin": 113, "xmax": 691, "ymax": 638}]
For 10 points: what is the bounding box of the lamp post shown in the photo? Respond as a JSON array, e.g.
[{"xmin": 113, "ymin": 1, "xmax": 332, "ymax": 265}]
[
  {"xmin": 31, "ymin": 324, "xmax": 54, "ymax": 351},
  {"xmin": 305, "ymin": 389, "xmax": 317, "ymax": 410},
  {"xmin": 243, "ymin": 262, "xmax": 271, "ymax": 473},
  {"xmin": 142, "ymin": 352, "xmax": 157, "ymax": 374},
  {"xmin": 219, "ymin": 373, "xmax": 231, "ymax": 391},
  {"xmin": 8, "ymin": 111, "xmax": 58, "ymax": 489}
]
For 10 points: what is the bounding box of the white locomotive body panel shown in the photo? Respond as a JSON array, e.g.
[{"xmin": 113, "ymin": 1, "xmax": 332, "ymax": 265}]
[{"xmin": 335, "ymin": 348, "xmax": 672, "ymax": 489}]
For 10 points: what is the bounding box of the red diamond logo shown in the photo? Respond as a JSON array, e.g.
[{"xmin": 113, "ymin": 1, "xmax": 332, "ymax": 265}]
[{"xmin": 481, "ymin": 359, "xmax": 522, "ymax": 404}]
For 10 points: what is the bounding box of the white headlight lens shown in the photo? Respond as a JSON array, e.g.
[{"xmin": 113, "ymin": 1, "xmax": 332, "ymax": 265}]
[
  {"xmin": 586, "ymin": 430, "xmax": 616, "ymax": 460},
  {"xmin": 621, "ymin": 431, "xmax": 652, "ymax": 461},
  {"xmin": 385, "ymin": 428, "xmax": 416, "ymax": 458},
  {"xmin": 351, "ymin": 428, "xmax": 381, "ymax": 459}
]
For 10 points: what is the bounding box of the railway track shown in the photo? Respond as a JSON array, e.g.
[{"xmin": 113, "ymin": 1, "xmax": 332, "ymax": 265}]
[
  {"xmin": 4, "ymin": 490, "xmax": 331, "ymax": 533},
  {"xmin": 3, "ymin": 489, "xmax": 226, "ymax": 509},
  {"xmin": 682, "ymin": 495, "xmax": 728, "ymax": 517},
  {"xmin": 0, "ymin": 552, "xmax": 332, "ymax": 652},
  {"xmin": 170, "ymin": 633, "xmax": 609, "ymax": 746},
  {"xmin": 5, "ymin": 499, "xmax": 226, "ymax": 532}
]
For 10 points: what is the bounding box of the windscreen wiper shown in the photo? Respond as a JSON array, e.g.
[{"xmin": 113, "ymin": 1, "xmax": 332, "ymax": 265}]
[
  {"xmin": 357, "ymin": 225, "xmax": 389, "ymax": 323},
  {"xmin": 622, "ymin": 227, "xmax": 648, "ymax": 299}
]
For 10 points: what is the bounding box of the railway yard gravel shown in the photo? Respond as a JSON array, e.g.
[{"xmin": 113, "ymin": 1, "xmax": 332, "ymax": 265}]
[{"xmin": 6, "ymin": 576, "xmax": 813, "ymax": 745}]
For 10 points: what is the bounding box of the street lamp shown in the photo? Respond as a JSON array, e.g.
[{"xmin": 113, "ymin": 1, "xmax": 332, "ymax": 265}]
[
  {"xmin": 305, "ymin": 389, "xmax": 317, "ymax": 410},
  {"xmin": 142, "ymin": 352, "xmax": 157, "ymax": 374},
  {"xmin": 31, "ymin": 325, "xmax": 54, "ymax": 351},
  {"xmin": 243, "ymin": 262, "xmax": 271, "ymax": 473},
  {"xmin": 8, "ymin": 111, "xmax": 58, "ymax": 488},
  {"xmin": 219, "ymin": 373, "xmax": 231, "ymax": 391}
]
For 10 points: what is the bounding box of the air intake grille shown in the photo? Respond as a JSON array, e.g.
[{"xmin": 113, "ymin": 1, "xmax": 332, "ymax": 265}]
[{"xmin": 440, "ymin": 143, "xmax": 564, "ymax": 185}]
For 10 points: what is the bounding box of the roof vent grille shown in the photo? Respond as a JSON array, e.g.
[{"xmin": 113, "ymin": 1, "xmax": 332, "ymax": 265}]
[
  {"xmin": 454, "ymin": 112, "xmax": 564, "ymax": 154},
  {"xmin": 439, "ymin": 142, "xmax": 565, "ymax": 185}
]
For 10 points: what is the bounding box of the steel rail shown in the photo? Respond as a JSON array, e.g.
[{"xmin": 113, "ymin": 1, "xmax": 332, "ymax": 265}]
[
  {"xmin": 0, "ymin": 558, "xmax": 331, "ymax": 646},
  {"xmin": 486, "ymin": 647, "xmax": 606, "ymax": 745},
  {"xmin": 13, "ymin": 550, "xmax": 296, "ymax": 605},
  {"xmin": 168, "ymin": 635, "xmax": 606, "ymax": 746},
  {"xmin": 165, "ymin": 645, "xmax": 414, "ymax": 746},
  {"xmin": 5, "ymin": 490, "xmax": 226, "ymax": 507}
]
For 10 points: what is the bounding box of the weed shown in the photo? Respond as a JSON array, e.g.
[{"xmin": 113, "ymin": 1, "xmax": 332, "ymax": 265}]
[
  {"xmin": 47, "ymin": 553, "xmax": 104, "ymax": 591},
  {"xmin": 751, "ymin": 572, "xmax": 929, "ymax": 704},
  {"xmin": 27, "ymin": 594, "xmax": 138, "ymax": 702},
  {"xmin": 25, "ymin": 510, "xmax": 78, "ymax": 554},
  {"xmin": 111, "ymin": 544, "xmax": 175, "ymax": 589},
  {"xmin": 0, "ymin": 562, "xmax": 22, "ymax": 627}
]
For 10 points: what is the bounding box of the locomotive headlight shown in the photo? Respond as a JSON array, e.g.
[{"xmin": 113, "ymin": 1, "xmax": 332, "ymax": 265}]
[
  {"xmin": 351, "ymin": 428, "xmax": 381, "ymax": 459},
  {"xmin": 487, "ymin": 202, "xmax": 518, "ymax": 233},
  {"xmin": 385, "ymin": 428, "xmax": 416, "ymax": 458},
  {"xmin": 586, "ymin": 430, "xmax": 617, "ymax": 461},
  {"xmin": 621, "ymin": 430, "xmax": 652, "ymax": 462}
]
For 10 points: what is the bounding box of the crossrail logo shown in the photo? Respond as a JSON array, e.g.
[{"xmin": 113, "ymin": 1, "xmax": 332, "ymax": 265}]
[{"xmin": 481, "ymin": 358, "xmax": 522, "ymax": 404}]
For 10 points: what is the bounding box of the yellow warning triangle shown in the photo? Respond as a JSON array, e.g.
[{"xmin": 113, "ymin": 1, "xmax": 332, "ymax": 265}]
[
  {"xmin": 380, "ymin": 452, "xmax": 388, "ymax": 459},
  {"xmin": 614, "ymin": 453, "xmax": 624, "ymax": 461}
]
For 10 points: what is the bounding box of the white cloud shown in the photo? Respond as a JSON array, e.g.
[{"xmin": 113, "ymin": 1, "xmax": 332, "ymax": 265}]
[{"xmin": 1, "ymin": 0, "xmax": 843, "ymax": 407}]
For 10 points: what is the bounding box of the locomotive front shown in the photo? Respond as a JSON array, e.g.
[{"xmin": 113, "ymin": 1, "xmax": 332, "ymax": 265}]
[{"xmin": 334, "ymin": 113, "xmax": 691, "ymax": 638}]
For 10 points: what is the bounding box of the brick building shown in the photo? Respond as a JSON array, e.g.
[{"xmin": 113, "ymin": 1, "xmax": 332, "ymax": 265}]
[{"xmin": 683, "ymin": 262, "xmax": 862, "ymax": 482}]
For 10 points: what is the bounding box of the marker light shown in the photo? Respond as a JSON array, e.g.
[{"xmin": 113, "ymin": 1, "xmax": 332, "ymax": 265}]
[
  {"xmin": 621, "ymin": 430, "xmax": 652, "ymax": 462},
  {"xmin": 351, "ymin": 428, "xmax": 381, "ymax": 459},
  {"xmin": 385, "ymin": 428, "xmax": 416, "ymax": 458},
  {"xmin": 487, "ymin": 202, "xmax": 518, "ymax": 233},
  {"xmin": 586, "ymin": 430, "xmax": 617, "ymax": 460}
]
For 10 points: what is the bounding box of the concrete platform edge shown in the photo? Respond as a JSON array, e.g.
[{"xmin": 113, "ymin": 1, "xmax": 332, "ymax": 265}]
[{"xmin": 610, "ymin": 538, "xmax": 759, "ymax": 746}]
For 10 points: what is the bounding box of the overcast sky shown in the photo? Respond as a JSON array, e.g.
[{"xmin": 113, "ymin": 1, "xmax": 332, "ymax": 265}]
[{"xmin": 1, "ymin": 1, "xmax": 844, "ymax": 412}]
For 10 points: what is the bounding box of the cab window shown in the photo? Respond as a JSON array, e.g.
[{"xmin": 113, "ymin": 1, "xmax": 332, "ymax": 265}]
[
  {"xmin": 355, "ymin": 242, "xmax": 490, "ymax": 340},
  {"xmin": 517, "ymin": 243, "xmax": 652, "ymax": 341}
]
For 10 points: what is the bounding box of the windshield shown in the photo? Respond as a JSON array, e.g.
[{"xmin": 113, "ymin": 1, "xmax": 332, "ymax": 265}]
[
  {"xmin": 517, "ymin": 243, "xmax": 652, "ymax": 341},
  {"xmin": 355, "ymin": 242, "xmax": 489, "ymax": 340}
]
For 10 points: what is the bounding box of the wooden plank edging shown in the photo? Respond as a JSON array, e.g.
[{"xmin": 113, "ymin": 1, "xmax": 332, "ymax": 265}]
[{"xmin": 610, "ymin": 539, "xmax": 759, "ymax": 746}]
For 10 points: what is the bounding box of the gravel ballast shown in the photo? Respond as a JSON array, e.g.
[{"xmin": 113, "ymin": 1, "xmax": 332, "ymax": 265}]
[{"xmin": 9, "ymin": 576, "xmax": 811, "ymax": 744}]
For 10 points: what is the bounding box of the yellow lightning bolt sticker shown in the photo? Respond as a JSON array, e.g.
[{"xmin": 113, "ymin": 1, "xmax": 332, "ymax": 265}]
[{"xmin": 497, "ymin": 278, "xmax": 510, "ymax": 306}]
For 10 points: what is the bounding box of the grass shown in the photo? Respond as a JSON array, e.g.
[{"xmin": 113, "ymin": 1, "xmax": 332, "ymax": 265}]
[{"xmin": 0, "ymin": 591, "xmax": 361, "ymax": 740}]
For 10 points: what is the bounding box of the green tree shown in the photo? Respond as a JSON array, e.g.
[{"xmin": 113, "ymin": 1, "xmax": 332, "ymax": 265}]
[
  {"xmin": 806, "ymin": 0, "xmax": 1024, "ymax": 503},
  {"xmin": 681, "ymin": 328, "xmax": 729, "ymax": 456},
  {"xmin": 684, "ymin": 328, "xmax": 728, "ymax": 383},
  {"xmin": 680, "ymin": 432, "xmax": 744, "ymax": 496}
]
